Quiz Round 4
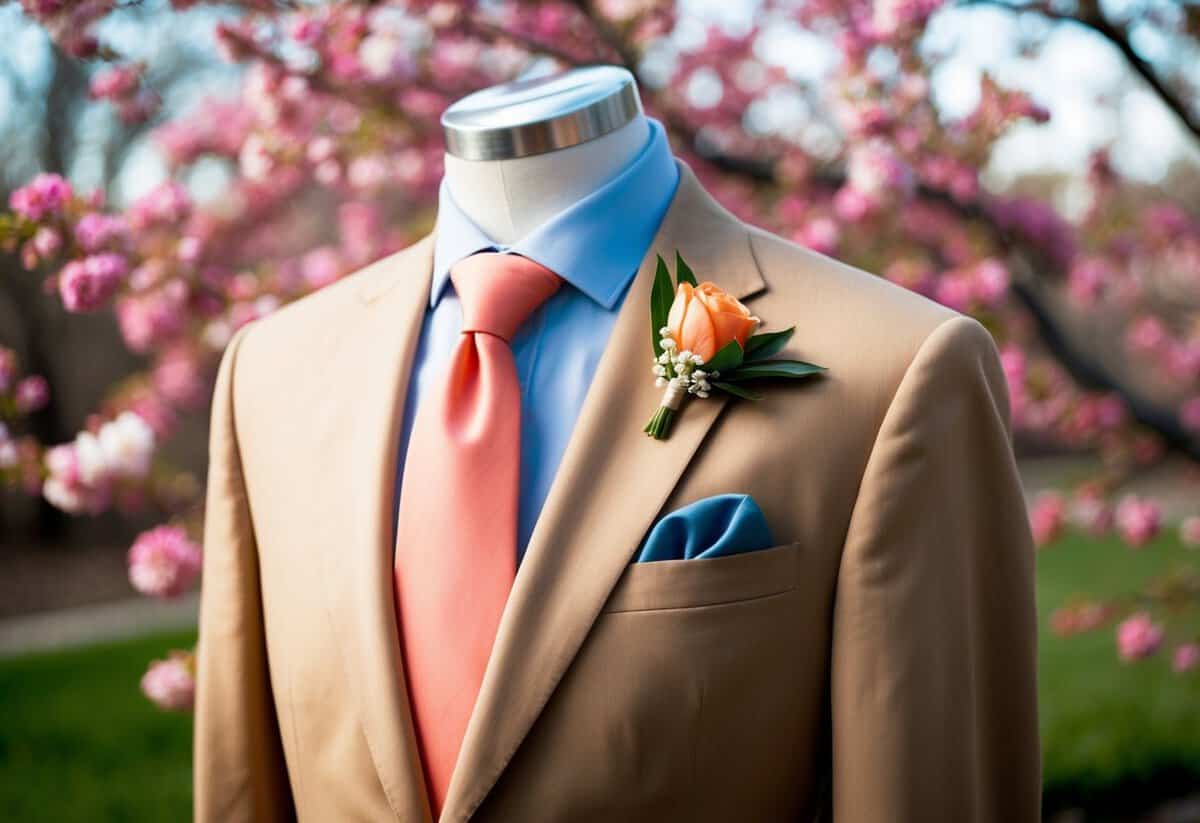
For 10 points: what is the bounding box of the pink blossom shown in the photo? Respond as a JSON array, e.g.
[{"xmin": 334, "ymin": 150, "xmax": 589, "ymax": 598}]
[
  {"xmin": 1180, "ymin": 396, "xmax": 1200, "ymax": 433},
  {"xmin": 399, "ymin": 88, "xmax": 448, "ymax": 119},
  {"xmin": 872, "ymin": 0, "xmax": 946, "ymax": 39},
  {"xmin": 1051, "ymin": 602, "xmax": 1112, "ymax": 636},
  {"xmin": 89, "ymin": 64, "xmax": 141, "ymax": 100},
  {"xmin": 306, "ymin": 136, "xmax": 337, "ymax": 165},
  {"xmin": 62, "ymin": 33, "xmax": 98, "ymax": 59},
  {"xmin": 33, "ymin": 226, "xmax": 62, "ymax": 257},
  {"xmin": 1029, "ymin": 491, "xmax": 1066, "ymax": 547},
  {"xmin": 128, "ymin": 524, "xmax": 202, "ymax": 598},
  {"xmin": 43, "ymin": 442, "xmax": 80, "ymax": 486},
  {"xmin": 339, "ymin": 200, "xmax": 383, "ymax": 265},
  {"xmin": 971, "ymin": 258, "xmax": 1009, "ymax": 306},
  {"xmin": 847, "ymin": 140, "xmax": 914, "ymax": 200},
  {"xmin": 21, "ymin": 0, "xmax": 65, "ymax": 17},
  {"xmin": 947, "ymin": 166, "xmax": 978, "ymax": 203},
  {"xmin": 1114, "ymin": 495, "xmax": 1161, "ymax": 547},
  {"xmin": 177, "ymin": 235, "xmax": 203, "ymax": 264},
  {"xmin": 359, "ymin": 33, "xmax": 416, "ymax": 82},
  {"xmin": 1116, "ymin": 612, "xmax": 1163, "ymax": 661},
  {"xmin": 57, "ymin": 253, "xmax": 129, "ymax": 312},
  {"xmin": 239, "ymin": 133, "xmax": 275, "ymax": 182},
  {"xmin": 153, "ymin": 346, "xmax": 207, "ymax": 408},
  {"xmin": 14, "ymin": 376, "xmax": 49, "ymax": 413},
  {"xmin": 1069, "ymin": 490, "xmax": 1112, "ymax": 536},
  {"xmin": 74, "ymin": 212, "xmax": 128, "ymax": 252},
  {"xmin": 291, "ymin": 14, "xmax": 325, "ymax": 44},
  {"xmin": 797, "ymin": 217, "xmax": 840, "ymax": 255},
  {"xmin": 988, "ymin": 196, "xmax": 1076, "ymax": 269},
  {"xmin": 933, "ymin": 275, "xmax": 971, "ymax": 312},
  {"xmin": 126, "ymin": 389, "xmax": 177, "ymax": 441},
  {"xmin": 129, "ymin": 258, "xmax": 169, "ymax": 292},
  {"xmin": 837, "ymin": 101, "xmax": 893, "ymax": 138},
  {"xmin": 833, "ymin": 185, "xmax": 875, "ymax": 222},
  {"xmin": 347, "ymin": 154, "xmax": 391, "ymax": 190},
  {"xmin": 214, "ymin": 19, "xmax": 257, "ymax": 62},
  {"xmin": 1165, "ymin": 343, "xmax": 1200, "ymax": 382},
  {"xmin": 301, "ymin": 246, "xmax": 343, "ymax": 289},
  {"xmin": 41, "ymin": 442, "xmax": 108, "ymax": 514},
  {"xmin": 0, "ymin": 348, "xmax": 16, "ymax": 393},
  {"xmin": 882, "ymin": 259, "xmax": 933, "ymax": 293},
  {"xmin": 1144, "ymin": 203, "xmax": 1193, "ymax": 240},
  {"xmin": 128, "ymin": 182, "xmax": 191, "ymax": 230},
  {"xmin": 1125, "ymin": 316, "xmax": 1167, "ymax": 354},
  {"xmin": 0, "ymin": 439, "xmax": 16, "ymax": 470},
  {"xmin": 1173, "ymin": 644, "xmax": 1200, "ymax": 673},
  {"xmin": 1181, "ymin": 516, "xmax": 1200, "ymax": 548},
  {"xmin": 140, "ymin": 651, "xmax": 195, "ymax": 710},
  {"xmin": 116, "ymin": 281, "xmax": 188, "ymax": 353},
  {"xmin": 1067, "ymin": 257, "xmax": 1111, "ymax": 305},
  {"xmin": 9, "ymin": 173, "xmax": 73, "ymax": 221}
]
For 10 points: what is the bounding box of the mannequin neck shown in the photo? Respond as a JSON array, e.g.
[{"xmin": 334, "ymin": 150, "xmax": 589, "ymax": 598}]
[{"xmin": 441, "ymin": 114, "xmax": 650, "ymax": 245}]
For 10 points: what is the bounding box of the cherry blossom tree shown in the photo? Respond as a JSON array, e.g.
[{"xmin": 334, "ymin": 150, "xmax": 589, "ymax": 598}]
[{"xmin": 1, "ymin": 0, "xmax": 1198, "ymax": 706}]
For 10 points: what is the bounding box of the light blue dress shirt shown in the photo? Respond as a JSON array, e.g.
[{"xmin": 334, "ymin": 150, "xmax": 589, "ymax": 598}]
[{"xmin": 393, "ymin": 117, "xmax": 680, "ymax": 562}]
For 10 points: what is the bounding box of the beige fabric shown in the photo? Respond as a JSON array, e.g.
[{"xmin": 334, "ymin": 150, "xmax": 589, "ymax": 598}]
[{"xmin": 194, "ymin": 162, "xmax": 1041, "ymax": 823}]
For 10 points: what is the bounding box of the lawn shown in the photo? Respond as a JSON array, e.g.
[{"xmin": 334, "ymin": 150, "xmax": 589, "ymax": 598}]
[
  {"xmin": 0, "ymin": 533, "xmax": 1197, "ymax": 820},
  {"xmin": 1037, "ymin": 532, "xmax": 1200, "ymax": 815},
  {"xmin": 0, "ymin": 629, "xmax": 195, "ymax": 822}
]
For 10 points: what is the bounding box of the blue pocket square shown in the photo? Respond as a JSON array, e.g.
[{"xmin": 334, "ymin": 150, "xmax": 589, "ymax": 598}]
[{"xmin": 635, "ymin": 494, "xmax": 774, "ymax": 563}]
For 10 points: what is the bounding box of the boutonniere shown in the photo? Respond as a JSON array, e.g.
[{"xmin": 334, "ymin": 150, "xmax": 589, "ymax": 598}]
[{"xmin": 643, "ymin": 252, "xmax": 826, "ymax": 440}]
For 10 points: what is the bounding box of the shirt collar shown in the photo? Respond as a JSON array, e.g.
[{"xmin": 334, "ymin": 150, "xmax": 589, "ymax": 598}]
[{"xmin": 429, "ymin": 117, "xmax": 679, "ymax": 311}]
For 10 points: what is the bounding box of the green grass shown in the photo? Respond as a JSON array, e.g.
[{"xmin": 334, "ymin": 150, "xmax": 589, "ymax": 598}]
[
  {"xmin": 0, "ymin": 630, "xmax": 196, "ymax": 822},
  {"xmin": 1038, "ymin": 532, "xmax": 1200, "ymax": 814},
  {"xmin": 0, "ymin": 536, "xmax": 1197, "ymax": 821}
]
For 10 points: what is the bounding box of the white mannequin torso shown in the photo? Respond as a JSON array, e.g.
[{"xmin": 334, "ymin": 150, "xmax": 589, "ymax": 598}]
[{"xmin": 441, "ymin": 114, "xmax": 650, "ymax": 245}]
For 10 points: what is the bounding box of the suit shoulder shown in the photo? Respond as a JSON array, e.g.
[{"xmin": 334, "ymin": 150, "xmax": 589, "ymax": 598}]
[
  {"xmin": 746, "ymin": 223, "xmax": 955, "ymax": 346},
  {"xmin": 232, "ymin": 238, "xmax": 430, "ymax": 371},
  {"xmin": 742, "ymin": 223, "xmax": 982, "ymax": 421}
]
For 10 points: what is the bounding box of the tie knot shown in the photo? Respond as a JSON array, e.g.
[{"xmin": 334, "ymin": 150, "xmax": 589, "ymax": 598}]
[{"xmin": 449, "ymin": 252, "xmax": 563, "ymax": 342}]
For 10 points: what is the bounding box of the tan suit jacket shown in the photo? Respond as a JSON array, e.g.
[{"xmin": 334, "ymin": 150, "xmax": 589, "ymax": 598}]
[{"xmin": 194, "ymin": 163, "xmax": 1041, "ymax": 822}]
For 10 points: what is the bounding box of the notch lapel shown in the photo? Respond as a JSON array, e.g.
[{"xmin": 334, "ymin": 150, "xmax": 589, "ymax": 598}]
[
  {"xmin": 319, "ymin": 233, "xmax": 436, "ymax": 822},
  {"xmin": 439, "ymin": 164, "xmax": 768, "ymax": 822}
]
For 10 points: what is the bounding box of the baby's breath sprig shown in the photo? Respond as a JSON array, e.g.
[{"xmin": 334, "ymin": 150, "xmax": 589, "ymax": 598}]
[
  {"xmin": 645, "ymin": 328, "xmax": 720, "ymax": 439},
  {"xmin": 652, "ymin": 327, "xmax": 716, "ymax": 397}
]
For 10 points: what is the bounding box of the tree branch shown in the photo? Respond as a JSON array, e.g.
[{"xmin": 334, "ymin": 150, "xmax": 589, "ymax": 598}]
[
  {"xmin": 563, "ymin": 0, "xmax": 640, "ymax": 69},
  {"xmin": 464, "ymin": 18, "xmax": 589, "ymax": 68},
  {"xmin": 961, "ymin": 0, "xmax": 1200, "ymax": 141}
]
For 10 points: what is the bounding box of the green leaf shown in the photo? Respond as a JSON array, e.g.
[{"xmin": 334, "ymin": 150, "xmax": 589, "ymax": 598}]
[
  {"xmin": 703, "ymin": 339, "xmax": 745, "ymax": 373},
  {"xmin": 724, "ymin": 359, "xmax": 826, "ymax": 381},
  {"xmin": 675, "ymin": 251, "xmax": 698, "ymax": 287},
  {"xmin": 650, "ymin": 254, "xmax": 674, "ymax": 358},
  {"xmin": 744, "ymin": 326, "xmax": 795, "ymax": 361},
  {"xmin": 712, "ymin": 381, "xmax": 762, "ymax": 401}
]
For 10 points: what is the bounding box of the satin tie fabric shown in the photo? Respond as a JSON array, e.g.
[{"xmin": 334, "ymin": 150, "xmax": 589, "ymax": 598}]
[{"xmin": 392, "ymin": 251, "xmax": 562, "ymax": 816}]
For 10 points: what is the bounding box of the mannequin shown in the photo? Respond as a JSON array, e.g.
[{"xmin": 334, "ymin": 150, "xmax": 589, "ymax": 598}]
[
  {"xmin": 439, "ymin": 66, "xmax": 650, "ymax": 243},
  {"xmin": 195, "ymin": 65, "xmax": 1040, "ymax": 823}
]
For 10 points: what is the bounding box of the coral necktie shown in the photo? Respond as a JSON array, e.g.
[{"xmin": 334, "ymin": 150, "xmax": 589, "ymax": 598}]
[{"xmin": 392, "ymin": 251, "xmax": 562, "ymax": 815}]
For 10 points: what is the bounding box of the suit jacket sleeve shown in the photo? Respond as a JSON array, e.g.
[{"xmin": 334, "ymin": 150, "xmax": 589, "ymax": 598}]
[
  {"xmin": 829, "ymin": 315, "xmax": 1041, "ymax": 822},
  {"xmin": 194, "ymin": 322, "xmax": 295, "ymax": 822}
]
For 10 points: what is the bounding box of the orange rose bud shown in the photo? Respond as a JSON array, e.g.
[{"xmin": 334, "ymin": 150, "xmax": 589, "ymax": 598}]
[{"xmin": 665, "ymin": 281, "xmax": 759, "ymax": 362}]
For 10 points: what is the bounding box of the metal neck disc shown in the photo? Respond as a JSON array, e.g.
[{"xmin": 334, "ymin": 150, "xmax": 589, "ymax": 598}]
[{"xmin": 441, "ymin": 65, "xmax": 643, "ymax": 162}]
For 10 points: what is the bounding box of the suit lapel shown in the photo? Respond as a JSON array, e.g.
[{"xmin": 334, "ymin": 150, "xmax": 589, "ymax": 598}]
[
  {"xmin": 439, "ymin": 163, "xmax": 768, "ymax": 822},
  {"xmin": 320, "ymin": 233, "xmax": 436, "ymax": 822}
]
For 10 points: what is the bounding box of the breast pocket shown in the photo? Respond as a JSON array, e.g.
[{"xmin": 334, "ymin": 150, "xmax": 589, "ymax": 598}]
[
  {"xmin": 555, "ymin": 541, "xmax": 817, "ymax": 818},
  {"xmin": 600, "ymin": 541, "xmax": 803, "ymax": 613}
]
